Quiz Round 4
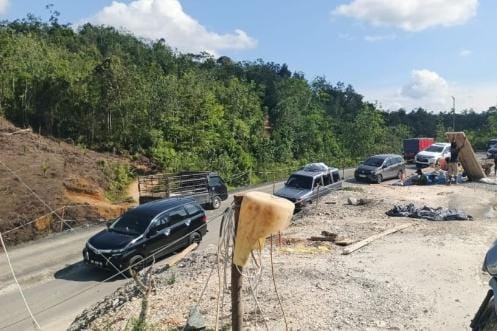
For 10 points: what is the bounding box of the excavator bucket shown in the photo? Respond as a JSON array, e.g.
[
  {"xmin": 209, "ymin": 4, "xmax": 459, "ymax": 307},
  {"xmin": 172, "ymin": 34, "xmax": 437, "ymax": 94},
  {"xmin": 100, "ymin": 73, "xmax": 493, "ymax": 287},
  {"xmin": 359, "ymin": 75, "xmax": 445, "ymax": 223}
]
[{"xmin": 445, "ymin": 132, "xmax": 485, "ymax": 181}]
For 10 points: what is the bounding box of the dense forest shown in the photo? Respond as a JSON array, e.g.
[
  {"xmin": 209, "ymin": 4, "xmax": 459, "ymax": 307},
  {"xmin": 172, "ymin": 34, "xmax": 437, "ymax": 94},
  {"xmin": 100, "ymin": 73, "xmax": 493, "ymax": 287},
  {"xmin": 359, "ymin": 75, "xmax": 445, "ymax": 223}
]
[{"xmin": 1, "ymin": 16, "xmax": 497, "ymax": 184}]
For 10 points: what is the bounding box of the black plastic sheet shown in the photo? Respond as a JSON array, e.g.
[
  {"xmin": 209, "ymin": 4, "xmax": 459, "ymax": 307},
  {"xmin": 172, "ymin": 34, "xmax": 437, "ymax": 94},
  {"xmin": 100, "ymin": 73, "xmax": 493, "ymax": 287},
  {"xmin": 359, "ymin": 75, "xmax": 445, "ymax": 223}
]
[{"xmin": 386, "ymin": 203, "xmax": 473, "ymax": 221}]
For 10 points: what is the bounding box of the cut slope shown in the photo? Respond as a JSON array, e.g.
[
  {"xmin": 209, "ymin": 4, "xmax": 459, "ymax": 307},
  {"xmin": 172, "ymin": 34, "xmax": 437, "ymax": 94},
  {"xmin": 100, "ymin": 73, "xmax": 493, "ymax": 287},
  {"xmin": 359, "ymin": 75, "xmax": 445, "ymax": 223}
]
[{"xmin": 0, "ymin": 117, "xmax": 137, "ymax": 246}]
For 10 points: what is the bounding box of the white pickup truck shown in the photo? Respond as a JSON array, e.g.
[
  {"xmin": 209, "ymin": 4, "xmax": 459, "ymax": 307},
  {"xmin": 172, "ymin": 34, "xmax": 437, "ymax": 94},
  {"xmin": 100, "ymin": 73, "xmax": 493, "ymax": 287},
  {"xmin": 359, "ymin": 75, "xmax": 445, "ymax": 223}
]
[{"xmin": 415, "ymin": 143, "xmax": 451, "ymax": 167}]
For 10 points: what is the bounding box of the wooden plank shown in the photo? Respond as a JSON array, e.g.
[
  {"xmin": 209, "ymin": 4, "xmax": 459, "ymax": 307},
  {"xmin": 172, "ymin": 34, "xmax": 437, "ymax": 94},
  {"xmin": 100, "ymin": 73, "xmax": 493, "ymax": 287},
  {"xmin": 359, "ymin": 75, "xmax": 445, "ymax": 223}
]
[
  {"xmin": 166, "ymin": 243, "xmax": 198, "ymax": 267},
  {"xmin": 342, "ymin": 223, "xmax": 413, "ymax": 255},
  {"xmin": 445, "ymin": 132, "xmax": 485, "ymax": 180}
]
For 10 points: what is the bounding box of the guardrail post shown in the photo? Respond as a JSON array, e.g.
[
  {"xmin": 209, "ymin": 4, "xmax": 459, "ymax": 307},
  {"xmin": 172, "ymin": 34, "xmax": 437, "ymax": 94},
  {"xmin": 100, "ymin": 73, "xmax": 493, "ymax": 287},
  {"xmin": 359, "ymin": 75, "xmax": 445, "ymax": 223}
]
[{"xmin": 231, "ymin": 196, "xmax": 243, "ymax": 331}]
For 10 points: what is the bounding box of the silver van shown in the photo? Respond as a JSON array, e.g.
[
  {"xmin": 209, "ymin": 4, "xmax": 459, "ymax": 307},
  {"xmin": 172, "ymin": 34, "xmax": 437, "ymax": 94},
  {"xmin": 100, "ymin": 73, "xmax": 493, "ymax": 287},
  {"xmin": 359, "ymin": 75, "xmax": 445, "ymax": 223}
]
[{"xmin": 275, "ymin": 164, "xmax": 342, "ymax": 209}]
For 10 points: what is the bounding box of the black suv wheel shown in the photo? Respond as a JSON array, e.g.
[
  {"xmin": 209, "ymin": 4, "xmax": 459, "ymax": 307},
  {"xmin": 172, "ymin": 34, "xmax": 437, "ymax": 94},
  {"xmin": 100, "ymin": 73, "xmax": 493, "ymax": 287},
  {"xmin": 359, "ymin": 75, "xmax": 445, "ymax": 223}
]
[
  {"xmin": 126, "ymin": 254, "xmax": 145, "ymax": 277},
  {"xmin": 189, "ymin": 231, "xmax": 202, "ymax": 245},
  {"xmin": 211, "ymin": 196, "xmax": 221, "ymax": 209}
]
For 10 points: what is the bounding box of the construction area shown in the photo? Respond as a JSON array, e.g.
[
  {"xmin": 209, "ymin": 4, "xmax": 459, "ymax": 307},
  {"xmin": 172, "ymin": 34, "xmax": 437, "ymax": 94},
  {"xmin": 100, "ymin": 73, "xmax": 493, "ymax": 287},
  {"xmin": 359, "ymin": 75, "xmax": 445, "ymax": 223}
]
[
  {"xmin": 70, "ymin": 178, "xmax": 497, "ymax": 330},
  {"xmin": 2, "ymin": 117, "xmax": 497, "ymax": 331}
]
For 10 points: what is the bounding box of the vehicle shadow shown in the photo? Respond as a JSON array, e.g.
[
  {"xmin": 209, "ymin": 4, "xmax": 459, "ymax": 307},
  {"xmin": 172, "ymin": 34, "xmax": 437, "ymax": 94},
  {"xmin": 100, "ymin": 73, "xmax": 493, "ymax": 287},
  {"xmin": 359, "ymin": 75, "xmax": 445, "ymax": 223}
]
[
  {"xmin": 54, "ymin": 261, "xmax": 125, "ymax": 282},
  {"xmin": 54, "ymin": 251, "xmax": 179, "ymax": 282},
  {"xmin": 344, "ymin": 178, "xmax": 371, "ymax": 185}
]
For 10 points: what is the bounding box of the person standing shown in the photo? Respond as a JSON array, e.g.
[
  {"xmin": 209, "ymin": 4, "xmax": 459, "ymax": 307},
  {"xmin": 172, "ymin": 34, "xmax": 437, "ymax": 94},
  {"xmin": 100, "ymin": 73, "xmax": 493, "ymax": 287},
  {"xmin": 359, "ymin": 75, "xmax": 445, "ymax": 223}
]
[{"xmin": 447, "ymin": 137, "xmax": 466, "ymax": 184}]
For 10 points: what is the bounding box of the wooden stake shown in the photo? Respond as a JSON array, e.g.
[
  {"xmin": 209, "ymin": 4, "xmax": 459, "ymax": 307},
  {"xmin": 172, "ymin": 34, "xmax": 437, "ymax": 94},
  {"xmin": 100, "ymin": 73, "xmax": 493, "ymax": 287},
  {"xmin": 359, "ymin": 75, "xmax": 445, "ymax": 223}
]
[{"xmin": 231, "ymin": 196, "xmax": 243, "ymax": 331}]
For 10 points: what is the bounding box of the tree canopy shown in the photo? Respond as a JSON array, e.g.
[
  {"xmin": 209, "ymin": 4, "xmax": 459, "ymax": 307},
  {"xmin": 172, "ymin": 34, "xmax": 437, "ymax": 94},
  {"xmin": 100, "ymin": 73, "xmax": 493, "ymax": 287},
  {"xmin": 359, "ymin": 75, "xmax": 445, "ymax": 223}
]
[{"xmin": 0, "ymin": 16, "xmax": 494, "ymax": 184}]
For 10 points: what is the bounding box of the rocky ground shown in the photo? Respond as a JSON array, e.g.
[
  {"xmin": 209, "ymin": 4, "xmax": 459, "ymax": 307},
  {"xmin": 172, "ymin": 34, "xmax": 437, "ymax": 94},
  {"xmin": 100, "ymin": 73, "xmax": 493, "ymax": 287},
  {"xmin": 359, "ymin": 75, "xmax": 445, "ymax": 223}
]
[{"xmin": 80, "ymin": 180, "xmax": 497, "ymax": 330}]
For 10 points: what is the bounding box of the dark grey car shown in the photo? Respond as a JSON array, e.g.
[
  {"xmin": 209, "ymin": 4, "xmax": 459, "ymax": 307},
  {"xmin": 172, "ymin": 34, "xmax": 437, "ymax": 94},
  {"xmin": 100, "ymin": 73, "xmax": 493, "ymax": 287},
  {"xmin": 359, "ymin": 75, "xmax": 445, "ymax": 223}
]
[
  {"xmin": 354, "ymin": 154, "xmax": 405, "ymax": 183},
  {"xmin": 275, "ymin": 166, "xmax": 342, "ymax": 209}
]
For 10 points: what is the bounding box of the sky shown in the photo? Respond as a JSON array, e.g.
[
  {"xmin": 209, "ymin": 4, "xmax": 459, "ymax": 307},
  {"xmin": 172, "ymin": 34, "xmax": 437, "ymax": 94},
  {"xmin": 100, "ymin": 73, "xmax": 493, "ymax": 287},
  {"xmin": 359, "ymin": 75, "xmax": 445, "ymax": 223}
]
[{"xmin": 1, "ymin": 0, "xmax": 496, "ymax": 113}]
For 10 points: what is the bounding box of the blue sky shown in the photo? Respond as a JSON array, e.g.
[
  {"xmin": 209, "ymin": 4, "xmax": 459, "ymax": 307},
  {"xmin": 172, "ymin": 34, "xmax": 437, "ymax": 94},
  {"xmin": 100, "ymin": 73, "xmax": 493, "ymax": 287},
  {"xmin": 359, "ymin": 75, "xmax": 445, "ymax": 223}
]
[{"xmin": 1, "ymin": 0, "xmax": 495, "ymax": 112}]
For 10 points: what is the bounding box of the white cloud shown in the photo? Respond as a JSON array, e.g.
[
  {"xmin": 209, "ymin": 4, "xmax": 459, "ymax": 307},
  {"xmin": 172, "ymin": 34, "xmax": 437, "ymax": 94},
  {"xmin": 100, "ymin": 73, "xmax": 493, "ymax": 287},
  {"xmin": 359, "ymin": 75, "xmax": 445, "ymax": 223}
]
[
  {"xmin": 401, "ymin": 69, "xmax": 449, "ymax": 103},
  {"xmin": 0, "ymin": 0, "xmax": 9, "ymax": 14},
  {"xmin": 363, "ymin": 69, "xmax": 497, "ymax": 112},
  {"xmin": 85, "ymin": 0, "xmax": 257, "ymax": 54},
  {"xmin": 364, "ymin": 33, "xmax": 396, "ymax": 42},
  {"xmin": 333, "ymin": 0, "xmax": 478, "ymax": 31},
  {"xmin": 459, "ymin": 49, "xmax": 472, "ymax": 57}
]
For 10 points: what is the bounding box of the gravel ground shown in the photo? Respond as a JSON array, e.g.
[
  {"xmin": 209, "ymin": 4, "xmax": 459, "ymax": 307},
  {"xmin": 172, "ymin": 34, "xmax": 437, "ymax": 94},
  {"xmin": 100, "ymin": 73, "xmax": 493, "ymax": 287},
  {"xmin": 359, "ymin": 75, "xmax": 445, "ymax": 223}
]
[{"xmin": 87, "ymin": 181, "xmax": 497, "ymax": 330}]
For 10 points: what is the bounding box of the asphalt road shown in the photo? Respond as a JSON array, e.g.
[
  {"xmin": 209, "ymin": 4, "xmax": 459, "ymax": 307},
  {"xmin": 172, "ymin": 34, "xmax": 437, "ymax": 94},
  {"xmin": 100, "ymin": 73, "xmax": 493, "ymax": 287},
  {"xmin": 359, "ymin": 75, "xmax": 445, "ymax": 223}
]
[{"xmin": 0, "ymin": 168, "xmax": 356, "ymax": 331}]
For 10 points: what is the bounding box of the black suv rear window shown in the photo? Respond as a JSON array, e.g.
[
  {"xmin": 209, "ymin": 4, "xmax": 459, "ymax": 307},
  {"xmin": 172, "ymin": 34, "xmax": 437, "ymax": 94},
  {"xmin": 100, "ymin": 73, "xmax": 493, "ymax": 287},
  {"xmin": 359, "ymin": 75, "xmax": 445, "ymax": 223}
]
[
  {"xmin": 168, "ymin": 207, "xmax": 188, "ymax": 225},
  {"xmin": 185, "ymin": 203, "xmax": 201, "ymax": 216}
]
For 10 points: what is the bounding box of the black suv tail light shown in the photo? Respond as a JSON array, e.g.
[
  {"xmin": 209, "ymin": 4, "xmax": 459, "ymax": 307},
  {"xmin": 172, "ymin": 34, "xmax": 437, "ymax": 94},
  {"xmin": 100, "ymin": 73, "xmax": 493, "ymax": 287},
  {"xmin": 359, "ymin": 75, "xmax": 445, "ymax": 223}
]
[{"xmin": 201, "ymin": 215, "xmax": 207, "ymax": 223}]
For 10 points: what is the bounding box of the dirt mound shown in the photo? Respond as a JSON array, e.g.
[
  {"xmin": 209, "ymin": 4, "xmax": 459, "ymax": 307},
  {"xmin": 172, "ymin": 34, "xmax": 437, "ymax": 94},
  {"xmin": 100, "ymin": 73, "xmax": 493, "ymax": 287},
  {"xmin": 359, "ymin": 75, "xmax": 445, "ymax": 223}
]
[{"xmin": 0, "ymin": 117, "xmax": 140, "ymax": 246}]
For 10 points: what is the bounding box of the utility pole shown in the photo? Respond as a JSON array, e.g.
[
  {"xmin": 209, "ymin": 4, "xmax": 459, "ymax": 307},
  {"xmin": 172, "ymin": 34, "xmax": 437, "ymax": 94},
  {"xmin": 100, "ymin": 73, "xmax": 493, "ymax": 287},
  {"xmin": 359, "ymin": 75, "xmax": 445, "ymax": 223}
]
[{"xmin": 452, "ymin": 96, "xmax": 456, "ymax": 131}]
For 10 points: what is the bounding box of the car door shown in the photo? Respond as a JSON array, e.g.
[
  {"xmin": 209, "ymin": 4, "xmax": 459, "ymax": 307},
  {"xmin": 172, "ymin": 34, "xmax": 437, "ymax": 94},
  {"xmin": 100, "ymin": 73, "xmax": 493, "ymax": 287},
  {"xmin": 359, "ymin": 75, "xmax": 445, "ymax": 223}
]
[
  {"xmin": 381, "ymin": 158, "xmax": 392, "ymax": 179},
  {"xmin": 184, "ymin": 202, "xmax": 204, "ymax": 232},
  {"xmin": 321, "ymin": 173, "xmax": 332, "ymax": 195},
  {"xmin": 165, "ymin": 206, "xmax": 191, "ymax": 250},
  {"xmin": 386, "ymin": 158, "xmax": 397, "ymax": 179},
  {"xmin": 312, "ymin": 175, "xmax": 324, "ymax": 200},
  {"xmin": 208, "ymin": 176, "xmax": 228, "ymax": 200},
  {"xmin": 330, "ymin": 170, "xmax": 342, "ymax": 190},
  {"xmin": 145, "ymin": 214, "xmax": 174, "ymax": 258}
]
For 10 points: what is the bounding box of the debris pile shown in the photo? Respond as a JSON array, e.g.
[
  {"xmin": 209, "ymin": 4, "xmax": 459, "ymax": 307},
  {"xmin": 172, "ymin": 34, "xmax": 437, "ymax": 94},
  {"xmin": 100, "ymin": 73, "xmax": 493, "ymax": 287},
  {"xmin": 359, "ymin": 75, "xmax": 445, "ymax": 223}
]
[{"xmin": 386, "ymin": 203, "xmax": 473, "ymax": 221}]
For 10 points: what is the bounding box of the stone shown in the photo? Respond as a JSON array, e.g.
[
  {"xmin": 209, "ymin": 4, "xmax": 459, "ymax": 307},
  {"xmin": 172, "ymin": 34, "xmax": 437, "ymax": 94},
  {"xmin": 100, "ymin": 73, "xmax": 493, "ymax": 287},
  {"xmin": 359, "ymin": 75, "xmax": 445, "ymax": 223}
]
[{"xmin": 184, "ymin": 306, "xmax": 205, "ymax": 331}]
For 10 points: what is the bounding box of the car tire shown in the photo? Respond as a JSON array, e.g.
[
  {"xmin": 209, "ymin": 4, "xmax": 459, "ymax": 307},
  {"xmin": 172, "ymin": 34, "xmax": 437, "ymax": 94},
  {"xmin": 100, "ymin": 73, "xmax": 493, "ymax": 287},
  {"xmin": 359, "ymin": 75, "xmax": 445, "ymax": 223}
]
[
  {"xmin": 376, "ymin": 175, "xmax": 383, "ymax": 184},
  {"xmin": 189, "ymin": 232, "xmax": 202, "ymax": 246},
  {"xmin": 210, "ymin": 196, "xmax": 221, "ymax": 210},
  {"xmin": 125, "ymin": 254, "xmax": 145, "ymax": 277}
]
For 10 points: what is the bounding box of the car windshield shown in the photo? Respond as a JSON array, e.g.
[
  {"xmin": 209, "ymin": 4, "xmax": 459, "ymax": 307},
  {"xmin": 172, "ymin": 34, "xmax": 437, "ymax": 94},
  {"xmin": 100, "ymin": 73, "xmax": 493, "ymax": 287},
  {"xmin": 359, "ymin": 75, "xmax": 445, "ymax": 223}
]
[
  {"xmin": 363, "ymin": 157, "xmax": 385, "ymax": 167},
  {"xmin": 110, "ymin": 211, "xmax": 152, "ymax": 235},
  {"xmin": 286, "ymin": 175, "xmax": 313, "ymax": 189},
  {"xmin": 425, "ymin": 145, "xmax": 444, "ymax": 153}
]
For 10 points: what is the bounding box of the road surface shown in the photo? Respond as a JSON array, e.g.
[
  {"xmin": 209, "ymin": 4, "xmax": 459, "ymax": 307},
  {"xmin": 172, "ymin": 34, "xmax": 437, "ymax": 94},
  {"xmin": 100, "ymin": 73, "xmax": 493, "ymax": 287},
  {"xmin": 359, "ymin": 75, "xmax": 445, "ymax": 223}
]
[{"xmin": 0, "ymin": 169, "xmax": 356, "ymax": 331}]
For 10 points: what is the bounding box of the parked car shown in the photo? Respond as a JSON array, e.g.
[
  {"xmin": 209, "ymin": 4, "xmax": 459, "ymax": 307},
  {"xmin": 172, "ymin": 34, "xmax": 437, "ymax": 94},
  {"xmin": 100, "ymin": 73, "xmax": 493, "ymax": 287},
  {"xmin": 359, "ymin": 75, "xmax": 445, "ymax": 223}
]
[
  {"xmin": 414, "ymin": 143, "xmax": 451, "ymax": 168},
  {"xmin": 138, "ymin": 171, "xmax": 228, "ymax": 209},
  {"xmin": 403, "ymin": 138, "xmax": 434, "ymax": 163},
  {"xmin": 275, "ymin": 163, "xmax": 342, "ymax": 209},
  {"xmin": 83, "ymin": 197, "xmax": 207, "ymax": 275},
  {"xmin": 355, "ymin": 154, "xmax": 405, "ymax": 183},
  {"xmin": 487, "ymin": 139, "xmax": 497, "ymax": 151},
  {"xmin": 487, "ymin": 144, "xmax": 497, "ymax": 159}
]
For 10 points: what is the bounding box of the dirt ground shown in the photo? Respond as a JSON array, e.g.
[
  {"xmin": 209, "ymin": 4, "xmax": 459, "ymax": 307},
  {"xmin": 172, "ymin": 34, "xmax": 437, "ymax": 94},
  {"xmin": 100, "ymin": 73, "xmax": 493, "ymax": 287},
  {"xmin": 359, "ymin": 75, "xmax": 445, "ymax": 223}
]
[
  {"xmin": 86, "ymin": 180, "xmax": 497, "ymax": 331},
  {"xmin": 0, "ymin": 117, "xmax": 139, "ymax": 246}
]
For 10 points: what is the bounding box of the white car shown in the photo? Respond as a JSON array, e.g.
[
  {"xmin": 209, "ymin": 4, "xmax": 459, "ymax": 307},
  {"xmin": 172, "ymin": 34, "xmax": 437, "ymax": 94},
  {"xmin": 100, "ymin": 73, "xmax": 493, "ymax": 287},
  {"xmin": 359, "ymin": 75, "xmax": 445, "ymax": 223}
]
[{"xmin": 415, "ymin": 143, "xmax": 451, "ymax": 167}]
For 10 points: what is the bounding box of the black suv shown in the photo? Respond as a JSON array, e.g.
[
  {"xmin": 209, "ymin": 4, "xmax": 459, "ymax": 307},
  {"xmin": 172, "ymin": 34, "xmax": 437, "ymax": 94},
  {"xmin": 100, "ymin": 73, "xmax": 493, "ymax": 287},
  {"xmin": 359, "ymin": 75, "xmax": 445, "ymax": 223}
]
[{"xmin": 83, "ymin": 197, "xmax": 207, "ymax": 275}]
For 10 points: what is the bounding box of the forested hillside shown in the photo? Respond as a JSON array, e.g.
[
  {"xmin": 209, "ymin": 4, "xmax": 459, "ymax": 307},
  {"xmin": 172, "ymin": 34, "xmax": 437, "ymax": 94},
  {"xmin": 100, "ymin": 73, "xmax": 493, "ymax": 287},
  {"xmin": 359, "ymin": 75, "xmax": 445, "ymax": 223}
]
[{"xmin": 1, "ymin": 17, "xmax": 497, "ymax": 184}]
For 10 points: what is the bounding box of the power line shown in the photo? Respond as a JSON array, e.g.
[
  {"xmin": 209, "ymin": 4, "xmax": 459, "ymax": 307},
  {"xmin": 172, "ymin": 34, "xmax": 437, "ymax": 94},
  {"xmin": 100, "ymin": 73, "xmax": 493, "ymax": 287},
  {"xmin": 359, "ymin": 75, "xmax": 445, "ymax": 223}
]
[
  {"xmin": 0, "ymin": 159, "xmax": 74, "ymax": 232},
  {"xmin": 0, "ymin": 232, "xmax": 42, "ymax": 330}
]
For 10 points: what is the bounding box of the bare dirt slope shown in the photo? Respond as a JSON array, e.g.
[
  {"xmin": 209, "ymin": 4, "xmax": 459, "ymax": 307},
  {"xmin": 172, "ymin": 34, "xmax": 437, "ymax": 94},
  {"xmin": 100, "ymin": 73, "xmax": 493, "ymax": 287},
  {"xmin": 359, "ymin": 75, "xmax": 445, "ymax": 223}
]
[
  {"xmin": 82, "ymin": 181, "xmax": 497, "ymax": 330},
  {"xmin": 0, "ymin": 117, "xmax": 136, "ymax": 245}
]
